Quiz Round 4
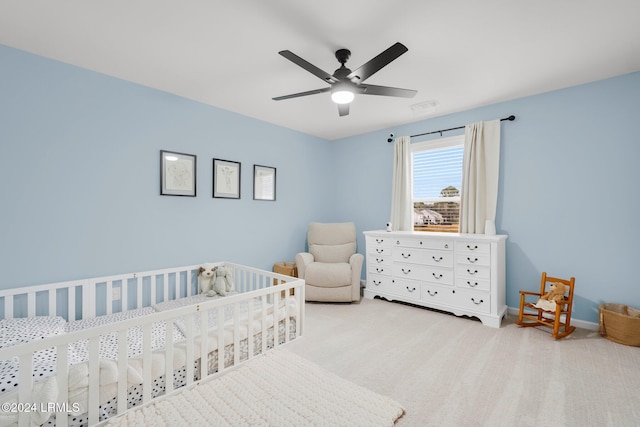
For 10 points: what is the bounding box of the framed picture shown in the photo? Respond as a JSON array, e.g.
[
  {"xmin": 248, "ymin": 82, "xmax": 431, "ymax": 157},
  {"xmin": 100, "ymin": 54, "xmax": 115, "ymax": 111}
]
[
  {"xmin": 253, "ymin": 164, "xmax": 276, "ymax": 201},
  {"xmin": 213, "ymin": 158, "xmax": 241, "ymax": 199},
  {"xmin": 160, "ymin": 150, "xmax": 196, "ymax": 197}
]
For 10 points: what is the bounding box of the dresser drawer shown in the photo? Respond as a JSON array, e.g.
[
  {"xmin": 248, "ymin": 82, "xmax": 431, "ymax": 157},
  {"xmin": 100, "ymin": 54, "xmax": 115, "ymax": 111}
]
[
  {"xmin": 393, "ymin": 263, "xmax": 426, "ymax": 281},
  {"xmin": 424, "ymin": 266, "xmax": 454, "ymax": 286},
  {"xmin": 369, "ymin": 246, "xmax": 392, "ymax": 257},
  {"xmin": 424, "ymin": 250, "xmax": 454, "ymax": 268},
  {"xmin": 393, "ymin": 238, "xmax": 453, "ymax": 251},
  {"xmin": 455, "ymin": 253, "xmax": 491, "ymax": 267},
  {"xmin": 367, "ymin": 274, "xmax": 394, "ymax": 293},
  {"xmin": 456, "ymin": 265, "xmax": 491, "ymax": 280},
  {"xmin": 453, "ymin": 289, "xmax": 491, "ymax": 314},
  {"xmin": 393, "ymin": 248, "xmax": 426, "ymax": 264},
  {"xmin": 393, "ymin": 278, "xmax": 421, "ymax": 299},
  {"xmin": 369, "ymin": 263, "xmax": 392, "ymax": 276},
  {"xmin": 368, "ymin": 235, "xmax": 392, "ymax": 247},
  {"xmin": 456, "ymin": 241, "xmax": 490, "ymax": 254},
  {"xmin": 455, "ymin": 277, "xmax": 491, "ymax": 292},
  {"xmin": 421, "ymin": 283, "xmax": 457, "ymax": 307},
  {"xmin": 369, "ymin": 254, "xmax": 391, "ymax": 267}
]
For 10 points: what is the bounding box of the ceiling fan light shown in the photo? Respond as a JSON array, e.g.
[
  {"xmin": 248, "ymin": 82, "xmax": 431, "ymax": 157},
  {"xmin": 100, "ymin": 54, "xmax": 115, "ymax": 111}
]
[{"xmin": 331, "ymin": 89, "xmax": 354, "ymax": 104}]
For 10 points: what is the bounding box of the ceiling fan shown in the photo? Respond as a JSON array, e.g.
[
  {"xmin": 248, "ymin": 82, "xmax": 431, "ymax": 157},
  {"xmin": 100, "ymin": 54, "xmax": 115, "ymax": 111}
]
[{"xmin": 273, "ymin": 42, "xmax": 417, "ymax": 117}]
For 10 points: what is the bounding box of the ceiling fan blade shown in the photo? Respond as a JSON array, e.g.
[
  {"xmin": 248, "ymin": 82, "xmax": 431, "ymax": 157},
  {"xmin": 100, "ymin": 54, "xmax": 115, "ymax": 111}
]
[
  {"xmin": 338, "ymin": 103, "xmax": 350, "ymax": 117},
  {"xmin": 357, "ymin": 84, "xmax": 417, "ymax": 98},
  {"xmin": 278, "ymin": 50, "xmax": 337, "ymax": 84},
  {"xmin": 347, "ymin": 42, "xmax": 409, "ymax": 83},
  {"xmin": 272, "ymin": 87, "xmax": 331, "ymax": 101}
]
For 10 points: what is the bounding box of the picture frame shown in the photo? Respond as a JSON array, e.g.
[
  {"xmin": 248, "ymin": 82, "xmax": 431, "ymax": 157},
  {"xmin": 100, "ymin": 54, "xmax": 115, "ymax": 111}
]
[
  {"xmin": 213, "ymin": 158, "xmax": 241, "ymax": 199},
  {"xmin": 160, "ymin": 150, "xmax": 196, "ymax": 197},
  {"xmin": 253, "ymin": 164, "xmax": 276, "ymax": 201}
]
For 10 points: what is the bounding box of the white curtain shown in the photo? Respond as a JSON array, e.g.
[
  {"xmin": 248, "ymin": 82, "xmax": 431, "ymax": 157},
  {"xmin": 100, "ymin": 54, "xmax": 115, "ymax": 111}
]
[
  {"xmin": 390, "ymin": 136, "xmax": 413, "ymax": 231},
  {"xmin": 460, "ymin": 120, "xmax": 501, "ymax": 234}
]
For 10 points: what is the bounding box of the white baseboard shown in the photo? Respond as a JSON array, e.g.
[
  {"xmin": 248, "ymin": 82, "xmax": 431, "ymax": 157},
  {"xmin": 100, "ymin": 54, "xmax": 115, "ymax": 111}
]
[{"xmin": 506, "ymin": 307, "xmax": 599, "ymax": 331}]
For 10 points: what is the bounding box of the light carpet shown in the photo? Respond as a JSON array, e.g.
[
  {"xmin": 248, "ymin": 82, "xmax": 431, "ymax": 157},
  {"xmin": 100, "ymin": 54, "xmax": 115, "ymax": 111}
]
[
  {"xmin": 106, "ymin": 348, "xmax": 404, "ymax": 427},
  {"xmin": 288, "ymin": 297, "xmax": 640, "ymax": 427}
]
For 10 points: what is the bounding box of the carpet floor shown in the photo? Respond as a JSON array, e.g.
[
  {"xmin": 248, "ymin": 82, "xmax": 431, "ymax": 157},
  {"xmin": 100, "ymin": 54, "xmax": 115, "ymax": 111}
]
[{"xmin": 287, "ymin": 297, "xmax": 640, "ymax": 427}]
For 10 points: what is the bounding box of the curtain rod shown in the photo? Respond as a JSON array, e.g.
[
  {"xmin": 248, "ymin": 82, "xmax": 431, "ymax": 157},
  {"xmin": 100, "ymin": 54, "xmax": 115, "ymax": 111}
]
[{"xmin": 387, "ymin": 115, "xmax": 516, "ymax": 143}]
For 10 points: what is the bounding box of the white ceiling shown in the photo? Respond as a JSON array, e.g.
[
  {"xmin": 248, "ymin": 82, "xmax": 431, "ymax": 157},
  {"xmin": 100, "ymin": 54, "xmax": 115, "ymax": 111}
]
[{"xmin": 1, "ymin": 0, "xmax": 639, "ymax": 140}]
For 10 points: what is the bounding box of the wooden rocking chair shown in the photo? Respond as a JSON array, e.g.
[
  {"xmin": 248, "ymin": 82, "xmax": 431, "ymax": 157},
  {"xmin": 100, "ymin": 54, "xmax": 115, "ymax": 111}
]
[{"xmin": 516, "ymin": 272, "xmax": 576, "ymax": 339}]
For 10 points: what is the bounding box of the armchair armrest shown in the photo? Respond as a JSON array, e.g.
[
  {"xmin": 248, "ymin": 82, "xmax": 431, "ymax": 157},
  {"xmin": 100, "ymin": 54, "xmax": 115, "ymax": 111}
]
[
  {"xmin": 349, "ymin": 253, "xmax": 364, "ymax": 301},
  {"xmin": 295, "ymin": 252, "xmax": 314, "ymax": 279}
]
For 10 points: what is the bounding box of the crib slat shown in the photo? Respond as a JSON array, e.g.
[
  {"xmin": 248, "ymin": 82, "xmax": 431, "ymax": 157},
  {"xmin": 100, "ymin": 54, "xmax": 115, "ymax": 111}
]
[
  {"xmin": 68, "ymin": 286, "xmax": 76, "ymax": 321},
  {"xmin": 151, "ymin": 274, "xmax": 157, "ymax": 305},
  {"xmin": 18, "ymin": 353, "xmax": 33, "ymax": 427},
  {"xmin": 273, "ymin": 290, "xmax": 280, "ymax": 348},
  {"xmin": 106, "ymin": 282, "xmax": 113, "ymax": 315},
  {"xmin": 4, "ymin": 296, "xmax": 12, "ymax": 319},
  {"xmin": 136, "ymin": 276, "xmax": 142, "ymax": 309},
  {"xmin": 121, "ymin": 280, "xmax": 128, "ymax": 312},
  {"xmin": 87, "ymin": 337, "xmax": 100, "ymax": 426},
  {"xmin": 217, "ymin": 306, "xmax": 224, "ymax": 373},
  {"xmin": 27, "ymin": 292, "xmax": 36, "ymax": 317},
  {"xmin": 56, "ymin": 344, "xmax": 69, "ymax": 427},
  {"xmin": 49, "ymin": 289, "xmax": 56, "ymax": 317},
  {"xmin": 142, "ymin": 323, "xmax": 152, "ymax": 403},
  {"xmin": 117, "ymin": 329, "xmax": 128, "ymax": 414},
  {"xmin": 261, "ymin": 294, "xmax": 268, "ymax": 354},
  {"xmin": 163, "ymin": 273, "xmax": 169, "ymax": 303},
  {"xmin": 247, "ymin": 298, "xmax": 254, "ymax": 359},
  {"xmin": 165, "ymin": 319, "xmax": 174, "ymax": 394},
  {"xmin": 188, "ymin": 270, "xmax": 194, "ymax": 297},
  {"xmin": 233, "ymin": 302, "xmax": 240, "ymax": 365},
  {"xmin": 200, "ymin": 308, "xmax": 208, "ymax": 380},
  {"xmin": 185, "ymin": 313, "xmax": 194, "ymax": 386}
]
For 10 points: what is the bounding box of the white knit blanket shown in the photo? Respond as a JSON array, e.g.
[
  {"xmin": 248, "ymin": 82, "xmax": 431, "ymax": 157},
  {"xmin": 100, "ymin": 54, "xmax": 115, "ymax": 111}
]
[{"xmin": 107, "ymin": 349, "xmax": 405, "ymax": 426}]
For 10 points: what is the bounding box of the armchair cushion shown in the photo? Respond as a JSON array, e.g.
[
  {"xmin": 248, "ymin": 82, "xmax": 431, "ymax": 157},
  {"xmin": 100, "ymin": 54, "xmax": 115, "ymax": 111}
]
[
  {"xmin": 309, "ymin": 242, "xmax": 356, "ymax": 264},
  {"xmin": 305, "ymin": 262, "xmax": 352, "ymax": 288}
]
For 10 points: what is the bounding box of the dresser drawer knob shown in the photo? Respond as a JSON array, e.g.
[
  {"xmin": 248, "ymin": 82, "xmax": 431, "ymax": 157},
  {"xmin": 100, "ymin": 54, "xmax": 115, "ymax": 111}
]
[
  {"xmin": 406, "ymin": 286, "xmax": 416, "ymax": 293},
  {"xmin": 467, "ymin": 269, "xmax": 479, "ymax": 275},
  {"xmin": 427, "ymin": 290, "xmax": 438, "ymax": 296},
  {"xmin": 373, "ymin": 280, "xmax": 381, "ymax": 286},
  {"xmin": 376, "ymin": 258, "xmax": 384, "ymax": 263},
  {"xmin": 402, "ymin": 268, "xmax": 412, "ymax": 274},
  {"xmin": 376, "ymin": 268, "xmax": 384, "ymax": 273},
  {"xmin": 432, "ymin": 273, "xmax": 443, "ymax": 279},
  {"xmin": 376, "ymin": 248, "xmax": 384, "ymax": 254},
  {"xmin": 467, "ymin": 257, "xmax": 478, "ymax": 263},
  {"xmin": 471, "ymin": 298, "xmax": 484, "ymax": 305},
  {"xmin": 467, "ymin": 281, "xmax": 478, "ymax": 288},
  {"xmin": 445, "ymin": 244, "xmax": 449, "ymax": 249},
  {"xmin": 402, "ymin": 253, "xmax": 411, "ymax": 259},
  {"xmin": 396, "ymin": 240, "xmax": 400, "ymax": 245},
  {"xmin": 433, "ymin": 256, "xmax": 443, "ymax": 262},
  {"xmin": 467, "ymin": 244, "xmax": 478, "ymax": 251},
  {"xmin": 376, "ymin": 238, "xmax": 384, "ymax": 244}
]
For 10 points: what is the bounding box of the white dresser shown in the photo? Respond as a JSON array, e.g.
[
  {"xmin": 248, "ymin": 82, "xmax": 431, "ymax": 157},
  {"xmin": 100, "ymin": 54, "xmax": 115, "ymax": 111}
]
[{"xmin": 363, "ymin": 230, "xmax": 507, "ymax": 327}]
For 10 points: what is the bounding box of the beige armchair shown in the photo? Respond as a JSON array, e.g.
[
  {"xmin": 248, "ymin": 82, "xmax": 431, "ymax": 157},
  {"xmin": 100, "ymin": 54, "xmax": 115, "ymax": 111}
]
[{"xmin": 295, "ymin": 222, "xmax": 364, "ymax": 302}]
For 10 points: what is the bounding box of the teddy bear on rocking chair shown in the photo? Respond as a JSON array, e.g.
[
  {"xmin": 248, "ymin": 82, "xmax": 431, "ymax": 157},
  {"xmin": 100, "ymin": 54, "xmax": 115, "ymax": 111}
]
[{"xmin": 533, "ymin": 281, "xmax": 568, "ymax": 312}]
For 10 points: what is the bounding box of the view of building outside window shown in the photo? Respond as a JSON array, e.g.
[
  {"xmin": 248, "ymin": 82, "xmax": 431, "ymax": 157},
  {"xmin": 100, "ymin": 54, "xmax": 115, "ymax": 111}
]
[{"xmin": 412, "ymin": 142, "xmax": 463, "ymax": 232}]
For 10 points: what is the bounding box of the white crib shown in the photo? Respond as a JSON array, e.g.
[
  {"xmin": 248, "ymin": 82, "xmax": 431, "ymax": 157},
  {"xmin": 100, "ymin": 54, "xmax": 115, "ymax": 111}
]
[{"xmin": 0, "ymin": 262, "xmax": 305, "ymax": 427}]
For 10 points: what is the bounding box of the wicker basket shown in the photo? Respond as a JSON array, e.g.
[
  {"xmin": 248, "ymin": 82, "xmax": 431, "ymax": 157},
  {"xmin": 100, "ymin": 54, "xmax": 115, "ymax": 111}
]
[{"xmin": 599, "ymin": 303, "xmax": 640, "ymax": 346}]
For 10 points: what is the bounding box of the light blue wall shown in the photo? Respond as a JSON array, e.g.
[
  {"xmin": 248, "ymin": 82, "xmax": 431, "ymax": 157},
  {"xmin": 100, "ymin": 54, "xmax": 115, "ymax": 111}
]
[
  {"xmin": 2, "ymin": 44, "xmax": 639, "ymax": 324},
  {"xmin": 333, "ymin": 72, "xmax": 640, "ymax": 323},
  {"xmin": 0, "ymin": 45, "xmax": 334, "ymax": 287}
]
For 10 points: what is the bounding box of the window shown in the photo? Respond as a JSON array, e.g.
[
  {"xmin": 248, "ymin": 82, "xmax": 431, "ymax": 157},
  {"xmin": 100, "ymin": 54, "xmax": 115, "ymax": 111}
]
[{"xmin": 411, "ymin": 135, "xmax": 464, "ymax": 232}]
